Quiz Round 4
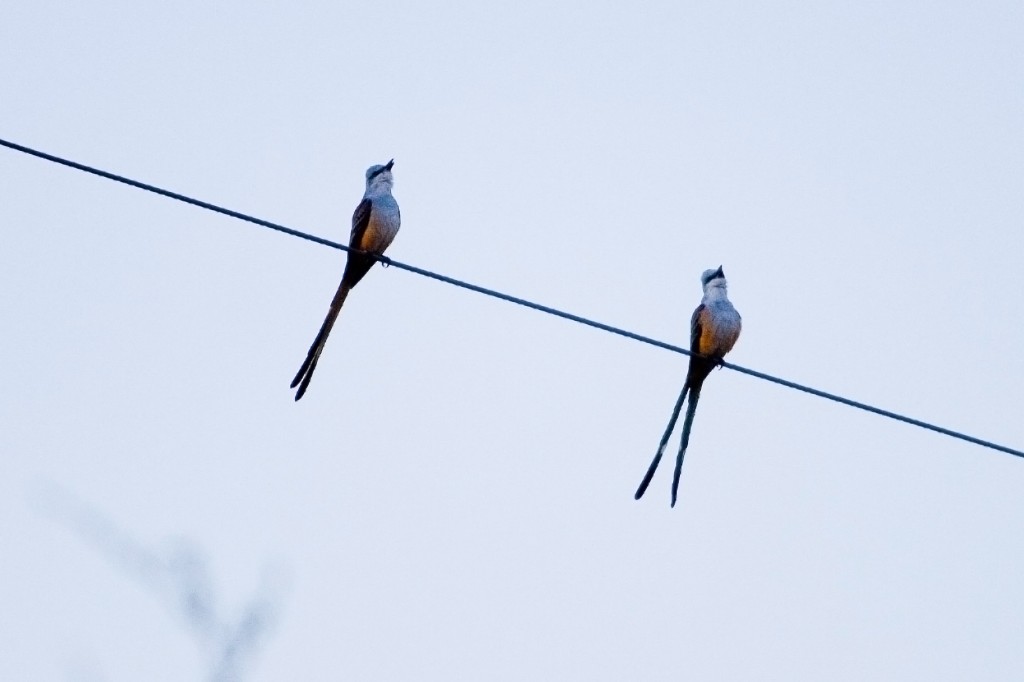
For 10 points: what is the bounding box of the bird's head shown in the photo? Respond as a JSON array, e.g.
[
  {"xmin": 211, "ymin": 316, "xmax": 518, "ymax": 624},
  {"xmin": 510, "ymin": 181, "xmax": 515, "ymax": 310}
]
[
  {"xmin": 700, "ymin": 265, "xmax": 727, "ymax": 291},
  {"xmin": 365, "ymin": 159, "xmax": 395, "ymax": 191}
]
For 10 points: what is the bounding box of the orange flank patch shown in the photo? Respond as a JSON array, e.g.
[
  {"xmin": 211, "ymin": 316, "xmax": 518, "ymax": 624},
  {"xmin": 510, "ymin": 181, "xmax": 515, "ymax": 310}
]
[
  {"xmin": 358, "ymin": 222, "xmax": 383, "ymax": 252},
  {"xmin": 697, "ymin": 309, "xmax": 717, "ymax": 355},
  {"xmin": 696, "ymin": 308, "xmax": 740, "ymax": 357}
]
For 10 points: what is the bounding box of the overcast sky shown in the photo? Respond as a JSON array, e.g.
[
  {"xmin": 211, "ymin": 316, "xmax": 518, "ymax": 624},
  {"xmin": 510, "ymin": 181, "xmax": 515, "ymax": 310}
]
[{"xmin": 2, "ymin": 1, "xmax": 1023, "ymax": 680}]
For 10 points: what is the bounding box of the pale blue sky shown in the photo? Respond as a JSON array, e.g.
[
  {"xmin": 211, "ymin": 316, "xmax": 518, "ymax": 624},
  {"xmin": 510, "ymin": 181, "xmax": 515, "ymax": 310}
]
[{"xmin": 2, "ymin": 1, "xmax": 1023, "ymax": 679}]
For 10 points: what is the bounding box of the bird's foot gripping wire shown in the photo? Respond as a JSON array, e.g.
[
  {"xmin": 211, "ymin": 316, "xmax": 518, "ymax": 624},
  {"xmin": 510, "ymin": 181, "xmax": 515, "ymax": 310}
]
[{"xmin": 378, "ymin": 255, "xmax": 392, "ymax": 268}]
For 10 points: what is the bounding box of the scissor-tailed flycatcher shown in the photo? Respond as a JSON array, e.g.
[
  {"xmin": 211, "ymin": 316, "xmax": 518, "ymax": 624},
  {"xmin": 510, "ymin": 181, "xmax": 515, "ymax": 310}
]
[
  {"xmin": 634, "ymin": 266, "xmax": 741, "ymax": 507},
  {"xmin": 290, "ymin": 160, "xmax": 400, "ymax": 401}
]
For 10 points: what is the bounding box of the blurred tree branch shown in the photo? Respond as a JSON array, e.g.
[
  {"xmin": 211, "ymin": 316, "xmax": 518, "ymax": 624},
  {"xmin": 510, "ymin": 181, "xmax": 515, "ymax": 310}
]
[{"xmin": 34, "ymin": 482, "xmax": 287, "ymax": 682}]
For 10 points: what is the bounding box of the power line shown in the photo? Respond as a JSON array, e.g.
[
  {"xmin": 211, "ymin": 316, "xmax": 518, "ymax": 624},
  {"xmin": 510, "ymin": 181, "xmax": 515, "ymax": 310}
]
[{"xmin": 2, "ymin": 136, "xmax": 1021, "ymax": 460}]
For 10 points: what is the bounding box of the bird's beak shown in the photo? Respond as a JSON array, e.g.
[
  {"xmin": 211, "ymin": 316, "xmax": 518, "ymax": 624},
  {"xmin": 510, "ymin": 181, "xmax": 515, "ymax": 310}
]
[
  {"xmin": 384, "ymin": 159, "xmax": 395, "ymax": 171},
  {"xmin": 715, "ymin": 265, "xmax": 725, "ymax": 278}
]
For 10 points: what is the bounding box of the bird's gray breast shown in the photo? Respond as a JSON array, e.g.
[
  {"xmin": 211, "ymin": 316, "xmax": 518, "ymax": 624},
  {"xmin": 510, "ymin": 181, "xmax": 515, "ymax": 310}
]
[
  {"xmin": 708, "ymin": 301, "xmax": 742, "ymax": 349},
  {"xmin": 367, "ymin": 195, "xmax": 401, "ymax": 249}
]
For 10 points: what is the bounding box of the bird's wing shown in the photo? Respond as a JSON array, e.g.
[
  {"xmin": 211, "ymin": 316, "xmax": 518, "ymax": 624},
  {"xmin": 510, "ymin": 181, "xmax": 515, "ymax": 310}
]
[
  {"xmin": 349, "ymin": 198, "xmax": 373, "ymax": 249},
  {"xmin": 690, "ymin": 303, "xmax": 706, "ymax": 353},
  {"xmin": 686, "ymin": 303, "xmax": 717, "ymax": 390}
]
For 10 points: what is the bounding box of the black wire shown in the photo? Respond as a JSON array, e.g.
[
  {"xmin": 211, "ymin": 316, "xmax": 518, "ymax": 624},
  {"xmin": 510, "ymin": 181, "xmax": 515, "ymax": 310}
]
[{"xmin": 2, "ymin": 136, "xmax": 1021, "ymax": 459}]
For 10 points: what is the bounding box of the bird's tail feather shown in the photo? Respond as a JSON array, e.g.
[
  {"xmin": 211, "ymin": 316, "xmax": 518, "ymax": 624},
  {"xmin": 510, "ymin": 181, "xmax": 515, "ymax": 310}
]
[
  {"xmin": 670, "ymin": 389, "xmax": 701, "ymax": 507},
  {"xmin": 635, "ymin": 383, "xmax": 690, "ymax": 500},
  {"xmin": 291, "ymin": 283, "xmax": 350, "ymax": 400}
]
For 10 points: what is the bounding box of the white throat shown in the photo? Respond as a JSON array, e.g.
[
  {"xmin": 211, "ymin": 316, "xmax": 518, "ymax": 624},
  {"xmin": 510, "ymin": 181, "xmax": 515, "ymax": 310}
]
[
  {"xmin": 366, "ymin": 174, "xmax": 394, "ymax": 197},
  {"xmin": 703, "ymin": 282, "xmax": 729, "ymax": 303}
]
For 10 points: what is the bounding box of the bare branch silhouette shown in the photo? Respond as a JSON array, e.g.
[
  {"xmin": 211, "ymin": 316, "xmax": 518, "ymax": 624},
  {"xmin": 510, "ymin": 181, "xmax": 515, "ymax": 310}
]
[{"xmin": 34, "ymin": 482, "xmax": 288, "ymax": 682}]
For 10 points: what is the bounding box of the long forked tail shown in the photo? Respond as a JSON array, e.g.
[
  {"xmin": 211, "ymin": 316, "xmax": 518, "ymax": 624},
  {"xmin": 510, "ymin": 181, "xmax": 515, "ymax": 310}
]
[
  {"xmin": 635, "ymin": 383, "xmax": 690, "ymax": 500},
  {"xmin": 291, "ymin": 282, "xmax": 351, "ymax": 401},
  {"xmin": 670, "ymin": 389, "xmax": 702, "ymax": 507}
]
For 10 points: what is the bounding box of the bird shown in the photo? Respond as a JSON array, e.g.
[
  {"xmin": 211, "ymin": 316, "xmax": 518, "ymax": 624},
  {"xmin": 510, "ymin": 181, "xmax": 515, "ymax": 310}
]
[
  {"xmin": 634, "ymin": 266, "xmax": 742, "ymax": 507},
  {"xmin": 290, "ymin": 160, "xmax": 400, "ymax": 400}
]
